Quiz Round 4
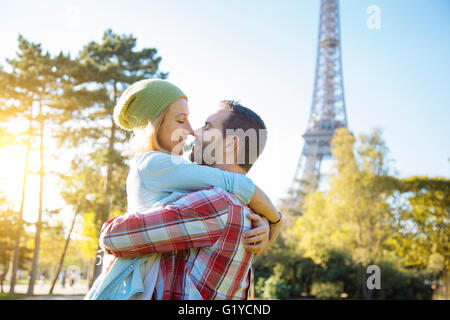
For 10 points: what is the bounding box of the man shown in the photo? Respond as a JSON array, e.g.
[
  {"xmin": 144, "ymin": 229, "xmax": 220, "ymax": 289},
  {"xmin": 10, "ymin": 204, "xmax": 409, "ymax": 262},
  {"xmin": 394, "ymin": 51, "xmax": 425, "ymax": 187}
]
[{"xmin": 90, "ymin": 100, "xmax": 282, "ymax": 299}]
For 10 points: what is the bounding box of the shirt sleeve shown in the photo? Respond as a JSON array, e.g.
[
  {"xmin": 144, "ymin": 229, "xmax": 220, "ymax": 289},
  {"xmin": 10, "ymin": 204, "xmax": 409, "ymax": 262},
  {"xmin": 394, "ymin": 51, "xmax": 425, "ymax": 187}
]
[
  {"xmin": 99, "ymin": 188, "xmax": 235, "ymax": 258},
  {"xmin": 136, "ymin": 151, "xmax": 255, "ymax": 204}
]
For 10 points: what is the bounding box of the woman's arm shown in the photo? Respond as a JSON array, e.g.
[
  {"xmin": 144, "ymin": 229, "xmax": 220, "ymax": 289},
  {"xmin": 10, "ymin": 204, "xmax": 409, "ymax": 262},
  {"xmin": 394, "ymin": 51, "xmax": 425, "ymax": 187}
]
[
  {"xmin": 267, "ymin": 220, "xmax": 282, "ymax": 246},
  {"xmin": 139, "ymin": 152, "xmax": 280, "ymax": 223},
  {"xmin": 138, "ymin": 152, "xmax": 255, "ymax": 204},
  {"xmin": 248, "ymin": 185, "xmax": 281, "ymax": 223}
]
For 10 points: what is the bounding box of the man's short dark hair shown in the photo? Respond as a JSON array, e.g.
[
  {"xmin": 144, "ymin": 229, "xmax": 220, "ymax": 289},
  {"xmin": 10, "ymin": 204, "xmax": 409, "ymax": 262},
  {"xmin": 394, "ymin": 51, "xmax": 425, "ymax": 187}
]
[{"xmin": 220, "ymin": 100, "xmax": 267, "ymax": 172}]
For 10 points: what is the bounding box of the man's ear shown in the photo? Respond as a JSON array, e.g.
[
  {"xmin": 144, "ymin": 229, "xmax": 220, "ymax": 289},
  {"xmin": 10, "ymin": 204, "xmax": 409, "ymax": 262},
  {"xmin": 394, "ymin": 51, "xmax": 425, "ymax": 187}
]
[
  {"xmin": 224, "ymin": 135, "xmax": 239, "ymax": 153},
  {"xmin": 223, "ymin": 135, "xmax": 239, "ymax": 165}
]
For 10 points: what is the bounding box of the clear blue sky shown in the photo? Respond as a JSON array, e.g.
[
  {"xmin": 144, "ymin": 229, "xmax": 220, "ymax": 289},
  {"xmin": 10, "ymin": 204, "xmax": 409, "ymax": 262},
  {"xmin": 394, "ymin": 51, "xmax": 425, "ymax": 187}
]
[{"xmin": 0, "ymin": 0, "xmax": 449, "ymax": 222}]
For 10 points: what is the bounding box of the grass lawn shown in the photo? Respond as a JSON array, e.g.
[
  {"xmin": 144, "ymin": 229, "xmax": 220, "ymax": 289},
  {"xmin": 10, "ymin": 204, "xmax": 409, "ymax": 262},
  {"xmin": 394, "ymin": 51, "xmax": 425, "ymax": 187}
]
[{"xmin": 0, "ymin": 293, "xmax": 26, "ymax": 300}]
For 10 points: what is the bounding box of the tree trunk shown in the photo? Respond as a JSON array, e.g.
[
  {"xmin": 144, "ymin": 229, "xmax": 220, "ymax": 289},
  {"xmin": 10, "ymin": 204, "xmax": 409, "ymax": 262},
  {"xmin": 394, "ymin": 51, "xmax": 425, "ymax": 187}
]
[
  {"xmin": 248, "ymin": 266, "xmax": 255, "ymax": 299},
  {"xmin": 0, "ymin": 259, "xmax": 9, "ymax": 294},
  {"xmin": 87, "ymin": 258, "xmax": 94, "ymax": 289},
  {"xmin": 9, "ymin": 111, "xmax": 33, "ymax": 294},
  {"xmin": 49, "ymin": 211, "xmax": 79, "ymax": 294},
  {"xmin": 0, "ymin": 267, "xmax": 5, "ymax": 293},
  {"xmin": 361, "ymin": 263, "xmax": 375, "ymax": 300},
  {"xmin": 90, "ymin": 81, "xmax": 118, "ymax": 287},
  {"xmin": 444, "ymin": 267, "xmax": 448, "ymax": 300},
  {"xmin": 27, "ymin": 107, "xmax": 45, "ymax": 296}
]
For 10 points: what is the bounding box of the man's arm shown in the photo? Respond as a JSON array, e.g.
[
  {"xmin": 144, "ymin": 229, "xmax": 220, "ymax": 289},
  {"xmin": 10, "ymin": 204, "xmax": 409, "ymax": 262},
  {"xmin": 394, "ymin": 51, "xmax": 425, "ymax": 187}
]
[{"xmin": 99, "ymin": 188, "xmax": 234, "ymax": 258}]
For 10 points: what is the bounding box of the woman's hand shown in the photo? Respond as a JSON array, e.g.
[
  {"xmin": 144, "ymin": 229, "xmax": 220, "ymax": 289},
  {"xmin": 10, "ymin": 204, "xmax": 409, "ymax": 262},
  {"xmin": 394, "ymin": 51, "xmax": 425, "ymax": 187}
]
[
  {"xmin": 242, "ymin": 213, "xmax": 270, "ymax": 255},
  {"xmin": 242, "ymin": 211, "xmax": 283, "ymax": 256},
  {"xmin": 267, "ymin": 218, "xmax": 282, "ymax": 247}
]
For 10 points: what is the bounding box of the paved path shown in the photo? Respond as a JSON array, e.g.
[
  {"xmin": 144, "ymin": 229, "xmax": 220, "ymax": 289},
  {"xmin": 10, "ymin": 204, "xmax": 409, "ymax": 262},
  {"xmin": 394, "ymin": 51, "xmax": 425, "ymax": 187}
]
[
  {"xmin": 3, "ymin": 283, "xmax": 88, "ymax": 300},
  {"xmin": 24, "ymin": 295, "xmax": 85, "ymax": 300}
]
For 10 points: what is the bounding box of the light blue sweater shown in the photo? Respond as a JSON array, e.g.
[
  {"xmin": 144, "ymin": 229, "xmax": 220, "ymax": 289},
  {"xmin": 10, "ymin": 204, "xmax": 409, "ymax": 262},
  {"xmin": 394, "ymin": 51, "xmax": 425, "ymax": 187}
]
[
  {"xmin": 126, "ymin": 151, "xmax": 255, "ymax": 212},
  {"xmin": 85, "ymin": 151, "xmax": 255, "ymax": 300}
]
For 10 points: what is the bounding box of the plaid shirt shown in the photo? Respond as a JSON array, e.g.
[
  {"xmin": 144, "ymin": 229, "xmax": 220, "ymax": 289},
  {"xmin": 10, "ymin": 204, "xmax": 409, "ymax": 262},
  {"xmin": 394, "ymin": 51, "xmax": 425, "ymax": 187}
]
[{"xmin": 99, "ymin": 187, "xmax": 254, "ymax": 300}]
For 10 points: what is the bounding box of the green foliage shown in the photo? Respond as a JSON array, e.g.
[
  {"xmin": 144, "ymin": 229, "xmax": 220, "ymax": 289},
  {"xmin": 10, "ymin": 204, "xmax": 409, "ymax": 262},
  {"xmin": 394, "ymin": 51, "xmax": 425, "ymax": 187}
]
[
  {"xmin": 262, "ymin": 274, "xmax": 291, "ymax": 300},
  {"xmin": 80, "ymin": 211, "xmax": 100, "ymax": 259},
  {"xmin": 391, "ymin": 177, "xmax": 449, "ymax": 274},
  {"xmin": 0, "ymin": 198, "xmax": 16, "ymax": 272},
  {"xmin": 318, "ymin": 250, "xmax": 359, "ymax": 296},
  {"xmin": 0, "ymin": 196, "xmax": 32, "ymax": 274},
  {"xmin": 254, "ymin": 276, "xmax": 266, "ymax": 298},
  {"xmin": 368, "ymin": 261, "xmax": 433, "ymax": 300},
  {"xmin": 33, "ymin": 218, "xmax": 66, "ymax": 278},
  {"xmin": 262, "ymin": 128, "xmax": 445, "ymax": 300},
  {"xmin": 311, "ymin": 281, "xmax": 343, "ymax": 299},
  {"xmin": 0, "ymin": 209, "xmax": 32, "ymax": 294},
  {"xmin": 292, "ymin": 128, "xmax": 396, "ymax": 267},
  {"xmin": 253, "ymin": 235, "xmax": 320, "ymax": 298}
]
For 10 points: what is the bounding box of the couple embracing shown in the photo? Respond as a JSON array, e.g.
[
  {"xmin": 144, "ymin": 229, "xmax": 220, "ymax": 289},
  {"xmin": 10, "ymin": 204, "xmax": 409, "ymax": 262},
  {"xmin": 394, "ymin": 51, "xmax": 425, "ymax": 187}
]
[{"xmin": 85, "ymin": 79, "xmax": 282, "ymax": 300}]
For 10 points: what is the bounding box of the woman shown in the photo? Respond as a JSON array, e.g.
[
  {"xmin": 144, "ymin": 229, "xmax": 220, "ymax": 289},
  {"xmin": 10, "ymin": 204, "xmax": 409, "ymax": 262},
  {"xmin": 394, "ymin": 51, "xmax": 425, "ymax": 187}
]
[{"xmin": 86, "ymin": 79, "xmax": 281, "ymax": 300}]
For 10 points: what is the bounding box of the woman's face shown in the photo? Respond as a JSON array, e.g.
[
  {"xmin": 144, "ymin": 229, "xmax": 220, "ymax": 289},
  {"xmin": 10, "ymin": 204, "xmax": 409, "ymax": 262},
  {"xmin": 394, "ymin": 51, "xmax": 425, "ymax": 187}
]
[{"xmin": 157, "ymin": 98, "xmax": 194, "ymax": 155}]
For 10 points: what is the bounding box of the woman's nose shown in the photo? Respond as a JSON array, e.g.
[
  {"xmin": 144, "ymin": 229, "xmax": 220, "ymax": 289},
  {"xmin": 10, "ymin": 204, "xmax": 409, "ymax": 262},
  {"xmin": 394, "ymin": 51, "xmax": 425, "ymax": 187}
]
[
  {"xmin": 194, "ymin": 127, "xmax": 202, "ymax": 138},
  {"xmin": 185, "ymin": 120, "xmax": 194, "ymax": 135}
]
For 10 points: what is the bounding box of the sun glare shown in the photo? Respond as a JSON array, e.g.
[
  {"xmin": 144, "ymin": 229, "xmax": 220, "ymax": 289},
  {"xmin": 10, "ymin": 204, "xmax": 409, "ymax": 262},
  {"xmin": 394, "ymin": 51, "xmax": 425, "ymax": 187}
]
[{"xmin": 0, "ymin": 146, "xmax": 28, "ymax": 201}]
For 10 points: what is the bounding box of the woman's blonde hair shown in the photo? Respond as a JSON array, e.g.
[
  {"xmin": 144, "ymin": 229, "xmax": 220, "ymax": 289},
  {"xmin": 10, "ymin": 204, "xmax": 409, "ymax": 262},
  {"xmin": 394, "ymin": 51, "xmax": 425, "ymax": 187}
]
[{"xmin": 121, "ymin": 107, "xmax": 170, "ymax": 158}]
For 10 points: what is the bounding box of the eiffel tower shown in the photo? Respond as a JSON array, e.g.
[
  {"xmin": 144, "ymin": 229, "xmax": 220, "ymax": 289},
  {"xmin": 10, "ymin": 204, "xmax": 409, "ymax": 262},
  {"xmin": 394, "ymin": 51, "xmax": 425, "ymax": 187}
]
[{"xmin": 291, "ymin": 0, "xmax": 348, "ymax": 196}]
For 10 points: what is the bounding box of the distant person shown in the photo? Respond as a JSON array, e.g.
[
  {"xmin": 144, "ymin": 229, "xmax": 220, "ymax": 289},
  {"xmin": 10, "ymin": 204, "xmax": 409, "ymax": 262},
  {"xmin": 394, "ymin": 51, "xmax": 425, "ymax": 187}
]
[
  {"xmin": 38, "ymin": 273, "xmax": 45, "ymax": 286},
  {"xmin": 69, "ymin": 270, "xmax": 76, "ymax": 287},
  {"xmin": 61, "ymin": 270, "xmax": 66, "ymax": 288}
]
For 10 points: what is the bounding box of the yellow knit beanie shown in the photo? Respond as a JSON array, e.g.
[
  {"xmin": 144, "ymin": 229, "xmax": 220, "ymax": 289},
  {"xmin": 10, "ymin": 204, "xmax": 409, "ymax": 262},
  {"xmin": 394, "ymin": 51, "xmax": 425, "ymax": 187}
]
[{"xmin": 113, "ymin": 79, "xmax": 187, "ymax": 130}]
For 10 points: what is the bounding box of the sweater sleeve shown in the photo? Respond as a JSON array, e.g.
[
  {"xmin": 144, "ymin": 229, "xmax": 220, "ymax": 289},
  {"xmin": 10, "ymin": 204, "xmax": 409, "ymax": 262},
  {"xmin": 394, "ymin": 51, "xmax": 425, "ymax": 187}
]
[{"xmin": 136, "ymin": 151, "xmax": 255, "ymax": 204}]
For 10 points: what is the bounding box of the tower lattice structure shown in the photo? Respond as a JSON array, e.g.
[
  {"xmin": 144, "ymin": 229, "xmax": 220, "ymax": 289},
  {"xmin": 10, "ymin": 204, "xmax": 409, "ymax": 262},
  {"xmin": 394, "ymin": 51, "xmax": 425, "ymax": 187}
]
[{"xmin": 291, "ymin": 0, "xmax": 348, "ymax": 193}]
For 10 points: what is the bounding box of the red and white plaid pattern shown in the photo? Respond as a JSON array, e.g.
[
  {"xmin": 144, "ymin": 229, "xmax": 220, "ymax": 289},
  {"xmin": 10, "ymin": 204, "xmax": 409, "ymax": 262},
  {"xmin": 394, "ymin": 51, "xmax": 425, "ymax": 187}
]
[{"xmin": 99, "ymin": 187, "xmax": 253, "ymax": 300}]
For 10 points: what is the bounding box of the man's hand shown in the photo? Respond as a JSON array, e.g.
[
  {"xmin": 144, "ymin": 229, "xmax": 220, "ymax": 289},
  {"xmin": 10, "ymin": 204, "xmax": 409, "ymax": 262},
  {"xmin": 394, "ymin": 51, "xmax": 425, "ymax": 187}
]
[{"xmin": 242, "ymin": 213, "xmax": 270, "ymax": 255}]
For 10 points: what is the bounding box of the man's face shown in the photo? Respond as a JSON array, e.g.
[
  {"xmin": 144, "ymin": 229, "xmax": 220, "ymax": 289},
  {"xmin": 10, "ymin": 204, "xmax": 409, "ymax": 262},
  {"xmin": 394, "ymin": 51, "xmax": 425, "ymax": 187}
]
[{"xmin": 190, "ymin": 107, "xmax": 231, "ymax": 166}]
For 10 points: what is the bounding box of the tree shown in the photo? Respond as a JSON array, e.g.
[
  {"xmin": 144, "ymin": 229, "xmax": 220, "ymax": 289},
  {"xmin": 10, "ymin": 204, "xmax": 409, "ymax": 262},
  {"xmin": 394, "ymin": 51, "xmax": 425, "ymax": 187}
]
[
  {"xmin": 0, "ymin": 35, "xmax": 46, "ymax": 295},
  {"xmin": 0, "ymin": 194, "xmax": 32, "ymax": 293},
  {"xmin": 2, "ymin": 35, "xmax": 66, "ymax": 295},
  {"xmin": 34, "ymin": 218, "xmax": 65, "ymax": 282},
  {"xmin": 53, "ymin": 29, "xmax": 167, "ymax": 284},
  {"xmin": 291, "ymin": 128, "xmax": 397, "ymax": 299},
  {"xmin": 259, "ymin": 128, "xmax": 442, "ymax": 299},
  {"xmin": 48, "ymin": 211, "xmax": 79, "ymax": 294},
  {"xmin": 0, "ymin": 69, "xmax": 18, "ymax": 148},
  {"xmin": 48, "ymin": 156, "xmax": 107, "ymax": 293},
  {"xmin": 0, "ymin": 196, "xmax": 16, "ymax": 293},
  {"xmin": 391, "ymin": 176, "xmax": 449, "ymax": 299}
]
